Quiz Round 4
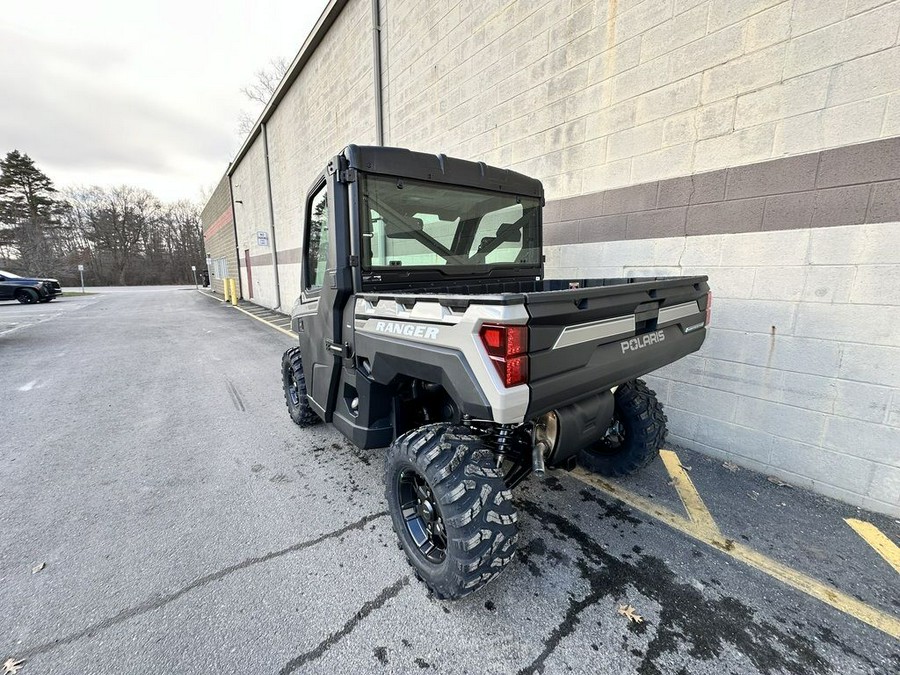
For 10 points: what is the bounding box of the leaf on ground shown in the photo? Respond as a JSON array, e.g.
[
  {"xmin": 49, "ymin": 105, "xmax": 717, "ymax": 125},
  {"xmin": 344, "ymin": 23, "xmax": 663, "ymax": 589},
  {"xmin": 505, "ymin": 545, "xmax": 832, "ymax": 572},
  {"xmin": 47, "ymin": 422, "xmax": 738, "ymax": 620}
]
[
  {"xmin": 617, "ymin": 604, "xmax": 644, "ymax": 624},
  {"xmin": 767, "ymin": 476, "xmax": 792, "ymax": 487},
  {"xmin": 31, "ymin": 562, "xmax": 45, "ymax": 574},
  {"xmin": 722, "ymin": 461, "xmax": 739, "ymax": 473},
  {"xmin": 3, "ymin": 658, "xmax": 25, "ymax": 674}
]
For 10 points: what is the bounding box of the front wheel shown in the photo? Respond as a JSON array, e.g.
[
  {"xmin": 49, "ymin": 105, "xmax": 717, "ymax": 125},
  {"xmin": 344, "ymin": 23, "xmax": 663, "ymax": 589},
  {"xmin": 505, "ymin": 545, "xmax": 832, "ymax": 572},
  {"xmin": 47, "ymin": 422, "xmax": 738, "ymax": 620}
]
[
  {"xmin": 15, "ymin": 289, "xmax": 39, "ymax": 304},
  {"xmin": 281, "ymin": 347, "xmax": 320, "ymax": 427},
  {"xmin": 385, "ymin": 424, "xmax": 518, "ymax": 599},
  {"xmin": 578, "ymin": 379, "xmax": 667, "ymax": 478}
]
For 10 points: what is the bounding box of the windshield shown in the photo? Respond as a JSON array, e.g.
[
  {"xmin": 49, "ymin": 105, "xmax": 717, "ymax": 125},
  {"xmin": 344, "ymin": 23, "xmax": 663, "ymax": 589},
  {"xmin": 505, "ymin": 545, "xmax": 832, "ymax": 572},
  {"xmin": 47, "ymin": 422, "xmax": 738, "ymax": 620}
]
[
  {"xmin": 360, "ymin": 175, "xmax": 540, "ymax": 270},
  {"xmin": 0, "ymin": 270, "xmax": 22, "ymax": 278}
]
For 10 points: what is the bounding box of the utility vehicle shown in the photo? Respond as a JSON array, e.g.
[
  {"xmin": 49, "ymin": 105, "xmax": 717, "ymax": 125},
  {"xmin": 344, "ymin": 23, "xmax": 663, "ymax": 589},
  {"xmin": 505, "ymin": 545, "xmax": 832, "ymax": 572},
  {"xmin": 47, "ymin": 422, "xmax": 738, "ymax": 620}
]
[{"xmin": 281, "ymin": 146, "xmax": 710, "ymax": 598}]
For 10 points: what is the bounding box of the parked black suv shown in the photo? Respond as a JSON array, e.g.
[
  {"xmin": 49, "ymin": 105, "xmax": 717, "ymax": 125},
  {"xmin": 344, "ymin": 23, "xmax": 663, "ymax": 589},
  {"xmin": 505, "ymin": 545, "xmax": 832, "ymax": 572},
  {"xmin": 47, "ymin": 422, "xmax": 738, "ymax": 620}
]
[{"xmin": 0, "ymin": 270, "xmax": 63, "ymax": 304}]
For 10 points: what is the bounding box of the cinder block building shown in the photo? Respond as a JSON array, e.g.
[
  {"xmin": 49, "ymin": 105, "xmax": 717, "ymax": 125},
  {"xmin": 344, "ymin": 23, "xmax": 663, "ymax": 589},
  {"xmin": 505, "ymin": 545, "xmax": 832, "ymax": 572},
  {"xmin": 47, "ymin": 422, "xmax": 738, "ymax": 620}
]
[
  {"xmin": 203, "ymin": 0, "xmax": 900, "ymax": 515},
  {"xmin": 200, "ymin": 174, "xmax": 239, "ymax": 296}
]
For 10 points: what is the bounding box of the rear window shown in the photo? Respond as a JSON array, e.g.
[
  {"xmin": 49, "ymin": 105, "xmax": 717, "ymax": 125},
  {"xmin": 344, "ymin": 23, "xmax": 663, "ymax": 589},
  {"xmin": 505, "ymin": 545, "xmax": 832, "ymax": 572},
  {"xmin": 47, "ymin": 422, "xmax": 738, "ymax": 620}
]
[{"xmin": 360, "ymin": 175, "xmax": 540, "ymax": 270}]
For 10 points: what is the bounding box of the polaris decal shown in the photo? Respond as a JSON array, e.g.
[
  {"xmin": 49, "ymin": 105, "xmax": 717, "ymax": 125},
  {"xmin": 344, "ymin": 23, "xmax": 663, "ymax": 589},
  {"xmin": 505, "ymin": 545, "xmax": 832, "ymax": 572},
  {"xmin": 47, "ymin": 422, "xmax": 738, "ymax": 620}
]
[
  {"xmin": 374, "ymin": 320, "xmax": 440, "ymax": 340},
  {"xmin": 621, "ymin": 331, "xmax": 665, "ymax": 353}
]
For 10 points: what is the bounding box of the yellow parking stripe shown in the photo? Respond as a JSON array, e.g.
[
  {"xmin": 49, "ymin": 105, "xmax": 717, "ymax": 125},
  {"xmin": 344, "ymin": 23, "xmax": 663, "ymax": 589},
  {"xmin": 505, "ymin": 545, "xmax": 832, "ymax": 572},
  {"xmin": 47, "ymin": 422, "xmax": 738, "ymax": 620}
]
[
  {"xmin": 845, "ymin": 519, "xmax": 900, "ymax": 575},
  {"xmin": 570, "ymin": 467, "xmax": 900, "ymax": 641},
  {"xmin": 659, "ymin": 449, "xmax": 721, "ymax": 537},
  {"xmin": 232, "ymin": 304, "xmax": 296, "ymax": 338},
  {"xmin": 197, "ymin": 289, "xmax": 225, "ymax": 303}
]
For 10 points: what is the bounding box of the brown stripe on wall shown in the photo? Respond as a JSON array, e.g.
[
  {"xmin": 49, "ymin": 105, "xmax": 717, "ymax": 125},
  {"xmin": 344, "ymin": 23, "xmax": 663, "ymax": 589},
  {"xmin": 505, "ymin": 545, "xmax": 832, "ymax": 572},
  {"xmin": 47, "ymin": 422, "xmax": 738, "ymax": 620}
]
[
  {"xmin": 544, "ymin": 136, "xmax": 900, "ymax": 246},
  {"xmin": 246, "ymin": 247, "xmax": 302, "ymax": 268}
]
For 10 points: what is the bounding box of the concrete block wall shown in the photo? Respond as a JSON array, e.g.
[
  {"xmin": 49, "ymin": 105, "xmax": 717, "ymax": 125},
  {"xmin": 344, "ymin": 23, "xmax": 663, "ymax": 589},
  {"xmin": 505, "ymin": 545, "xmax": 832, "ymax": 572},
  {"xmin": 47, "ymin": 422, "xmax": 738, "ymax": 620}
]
[
  {"xmin": 266, "ymin": 0, "xmax": 377, "ymax": 309},
  {"xmin": 230, "ymin": 135, "xmax": 277, "ymax": 307},
  {"xmin": 544, "ymin": 168, "xmax": 900, "ymax": 515},
  {"xmin": 199, "ymin": 174, "xmax": 238, "ymax": 296},
  {"xmin": 566, "ymin": 222, "xmax": 900, "ymax": 515},
  {"xmin": 383, "ymin": 0, "xmax": 900, "ymax": 203}
]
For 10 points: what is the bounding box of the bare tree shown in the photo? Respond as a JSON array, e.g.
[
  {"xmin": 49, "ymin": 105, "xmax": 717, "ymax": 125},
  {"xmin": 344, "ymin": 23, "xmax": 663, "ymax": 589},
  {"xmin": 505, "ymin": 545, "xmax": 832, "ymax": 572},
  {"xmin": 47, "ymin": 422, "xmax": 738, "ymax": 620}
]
[
  {"xmin": 4, "ymin": 152, "xmax": 206, "ymax": 286},
  {"xmin": 237, "ymin": 57, "xmax": 289, "ymax": 136},
  {"xmin": 241, "ymin": 56, "xmax": 289, "ymax": 104}
]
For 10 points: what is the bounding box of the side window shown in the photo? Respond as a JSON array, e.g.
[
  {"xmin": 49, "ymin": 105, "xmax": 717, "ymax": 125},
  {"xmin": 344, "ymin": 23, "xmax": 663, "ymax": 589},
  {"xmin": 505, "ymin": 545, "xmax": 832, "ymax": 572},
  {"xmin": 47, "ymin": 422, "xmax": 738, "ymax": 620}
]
[{"xmin": 305, "ymin": 182, "xmax": 329, "ymax": 291}]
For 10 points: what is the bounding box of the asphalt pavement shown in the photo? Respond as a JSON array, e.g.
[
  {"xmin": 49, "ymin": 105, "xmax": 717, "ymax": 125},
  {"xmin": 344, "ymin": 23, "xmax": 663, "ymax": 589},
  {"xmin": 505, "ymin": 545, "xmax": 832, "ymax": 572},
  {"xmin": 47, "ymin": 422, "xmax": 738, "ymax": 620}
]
[{"xmin": 1, "ymin": 288, "xmax": 897, "ymax": 674}]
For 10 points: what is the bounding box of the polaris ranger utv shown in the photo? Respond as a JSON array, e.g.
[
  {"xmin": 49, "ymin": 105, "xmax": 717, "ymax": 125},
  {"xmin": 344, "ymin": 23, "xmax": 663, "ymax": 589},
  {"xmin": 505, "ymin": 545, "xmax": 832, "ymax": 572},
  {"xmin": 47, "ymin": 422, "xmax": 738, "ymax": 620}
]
[{"xmin": 281, "ymin": 145, "xmax": 710, "ymax": 598}]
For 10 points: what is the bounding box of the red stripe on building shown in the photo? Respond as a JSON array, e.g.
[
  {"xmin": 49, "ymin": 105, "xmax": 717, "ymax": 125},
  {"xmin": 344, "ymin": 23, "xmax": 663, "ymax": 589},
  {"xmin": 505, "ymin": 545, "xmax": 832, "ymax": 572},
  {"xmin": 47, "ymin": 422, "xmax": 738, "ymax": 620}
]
[{"xmin": 204, "ymin": 206, "xmax": 234, "ymax": 241}]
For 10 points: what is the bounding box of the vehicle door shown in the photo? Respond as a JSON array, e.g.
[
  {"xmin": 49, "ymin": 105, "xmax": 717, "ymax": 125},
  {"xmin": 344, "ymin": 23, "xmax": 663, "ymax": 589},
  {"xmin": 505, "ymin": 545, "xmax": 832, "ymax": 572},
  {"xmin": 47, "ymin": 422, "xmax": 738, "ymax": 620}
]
[{"xmin": 297, "ymin": 169, "xmax": 351, "ymax": 420}]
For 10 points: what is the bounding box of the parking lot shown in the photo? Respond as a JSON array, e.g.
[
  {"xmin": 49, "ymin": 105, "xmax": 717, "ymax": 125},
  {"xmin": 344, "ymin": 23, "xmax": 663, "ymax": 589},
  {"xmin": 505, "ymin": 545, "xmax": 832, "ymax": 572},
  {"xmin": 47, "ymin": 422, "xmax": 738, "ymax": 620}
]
[{"xmin": 1, "ymin": 287, "xmax": 898, "ymax": 674}]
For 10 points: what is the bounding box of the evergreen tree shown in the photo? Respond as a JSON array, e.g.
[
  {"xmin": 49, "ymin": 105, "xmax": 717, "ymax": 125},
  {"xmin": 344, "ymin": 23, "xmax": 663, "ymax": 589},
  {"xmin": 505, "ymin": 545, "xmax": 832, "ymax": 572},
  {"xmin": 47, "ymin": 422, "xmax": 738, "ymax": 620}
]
[{"xmin": 0, "ymin": 150, "xmax": 65, "ymax": 274}]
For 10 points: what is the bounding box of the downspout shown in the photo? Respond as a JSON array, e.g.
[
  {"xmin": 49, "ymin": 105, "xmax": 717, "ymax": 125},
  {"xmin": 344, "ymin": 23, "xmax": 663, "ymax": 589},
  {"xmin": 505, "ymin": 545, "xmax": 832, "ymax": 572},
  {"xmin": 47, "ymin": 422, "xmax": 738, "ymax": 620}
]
[
  {"xmin": 371, "ymin": 0, "xmax": 384, "ymax": 145},
  {"xmin": 262, "ymin": 122, "xmax": 281, "ymax": 310},
  {"xmin": 227, "ymin": 165, "xmax": 243, "ymax": 299}
]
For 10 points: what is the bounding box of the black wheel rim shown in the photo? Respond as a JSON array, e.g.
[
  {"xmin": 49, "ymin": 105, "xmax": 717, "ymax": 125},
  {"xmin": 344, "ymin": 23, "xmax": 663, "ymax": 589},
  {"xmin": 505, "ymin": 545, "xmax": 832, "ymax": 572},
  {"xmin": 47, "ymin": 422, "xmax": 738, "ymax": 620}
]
[
  {"xmin": 397, "ymin": 469, "xmax": 447, "ymax": 564},
  {"xmin": 287, "ymin": 368, "xmax": 300, "ymax": 406}
]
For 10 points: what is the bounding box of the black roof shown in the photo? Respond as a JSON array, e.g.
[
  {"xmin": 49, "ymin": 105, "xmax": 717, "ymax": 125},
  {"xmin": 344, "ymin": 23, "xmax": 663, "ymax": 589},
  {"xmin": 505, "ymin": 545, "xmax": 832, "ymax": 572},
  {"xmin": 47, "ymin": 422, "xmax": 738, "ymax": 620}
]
[{"xmin": 343, "ymin": 145, "xmax": 544, "ymax": 200}]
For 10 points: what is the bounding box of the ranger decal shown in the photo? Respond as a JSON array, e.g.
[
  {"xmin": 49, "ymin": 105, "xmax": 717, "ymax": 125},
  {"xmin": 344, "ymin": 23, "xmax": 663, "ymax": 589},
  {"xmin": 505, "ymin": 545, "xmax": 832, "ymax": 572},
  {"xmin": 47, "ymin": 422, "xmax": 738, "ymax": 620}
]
[{"xmin": 374, "ymin": 320, "xmax": 440, "ymax": 340}]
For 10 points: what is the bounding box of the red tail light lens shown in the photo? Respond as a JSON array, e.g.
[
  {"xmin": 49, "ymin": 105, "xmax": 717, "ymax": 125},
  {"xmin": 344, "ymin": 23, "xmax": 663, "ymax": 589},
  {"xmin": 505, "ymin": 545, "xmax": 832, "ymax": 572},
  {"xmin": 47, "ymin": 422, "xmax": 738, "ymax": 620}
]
[
  {"xmin": 479, "ymin": 324, "xmax": 528, "ymax": 387},
  {"xmin": 705, "ymin": 291, "xmax": 713, "ymax": 326}
]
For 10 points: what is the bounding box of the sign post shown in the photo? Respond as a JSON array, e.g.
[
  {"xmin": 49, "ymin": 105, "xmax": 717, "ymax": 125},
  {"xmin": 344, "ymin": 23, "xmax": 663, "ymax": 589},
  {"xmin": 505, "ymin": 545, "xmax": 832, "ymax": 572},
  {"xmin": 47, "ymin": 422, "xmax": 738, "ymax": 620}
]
[
  {"xmin": 78, "ymin": 264, "xmax": 85, "ymax": 294},
  {"xmin": 191, "ymin": 265, "xmax": 198, "ymax": 289}
]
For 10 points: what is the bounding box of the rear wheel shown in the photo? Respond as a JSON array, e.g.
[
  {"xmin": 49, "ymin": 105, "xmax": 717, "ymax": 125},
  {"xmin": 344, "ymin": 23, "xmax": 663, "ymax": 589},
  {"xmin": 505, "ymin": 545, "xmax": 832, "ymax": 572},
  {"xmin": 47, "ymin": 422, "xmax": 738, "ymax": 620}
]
[
  {"xmin": 15, "ymin": 289, "xmax": 38, "ymax": 305},
  {"xmin": 577, "ymin": 379, "xmax": 666, "ymax": 477},
  {"xmin": 281, "ymin": 347, "xmax": 320, "ymax": 427},
  {"xmin": 385, "ymin": 424, "xmax": 518, "ymax": 599}
]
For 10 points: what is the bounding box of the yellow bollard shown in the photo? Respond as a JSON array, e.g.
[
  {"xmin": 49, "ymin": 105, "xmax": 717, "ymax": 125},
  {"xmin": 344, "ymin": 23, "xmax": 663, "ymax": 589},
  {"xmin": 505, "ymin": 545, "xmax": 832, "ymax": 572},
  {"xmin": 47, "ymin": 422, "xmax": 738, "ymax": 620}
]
[
  {"xmin": 222, "ymin": 277, "xmax": 231, "ymax": 303},
  {"xmin": 229, "ymin": 278, "xmax": 238, "ymax": 306}
]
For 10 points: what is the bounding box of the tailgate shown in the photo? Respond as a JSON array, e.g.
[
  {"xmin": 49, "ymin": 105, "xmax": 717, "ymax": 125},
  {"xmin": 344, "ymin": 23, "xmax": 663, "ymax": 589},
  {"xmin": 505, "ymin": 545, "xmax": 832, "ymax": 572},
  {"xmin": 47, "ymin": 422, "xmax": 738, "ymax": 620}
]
[{"xmin": 524, "ymin": 276, "xmax": 709, "ymax": 419}]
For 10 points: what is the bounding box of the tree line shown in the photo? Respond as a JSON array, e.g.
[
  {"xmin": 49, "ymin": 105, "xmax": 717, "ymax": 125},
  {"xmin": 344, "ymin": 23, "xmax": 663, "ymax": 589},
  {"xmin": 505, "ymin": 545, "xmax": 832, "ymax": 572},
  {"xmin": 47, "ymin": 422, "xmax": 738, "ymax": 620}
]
[{"xmin": 0, "ymin": 150, "xmax": 206, "ymax": 286}]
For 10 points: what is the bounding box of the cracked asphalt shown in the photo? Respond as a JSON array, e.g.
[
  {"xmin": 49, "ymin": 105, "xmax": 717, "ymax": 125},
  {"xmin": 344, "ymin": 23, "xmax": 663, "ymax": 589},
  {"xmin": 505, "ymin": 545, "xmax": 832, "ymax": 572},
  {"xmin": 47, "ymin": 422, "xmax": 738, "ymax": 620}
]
[{"xmin": 1, "ymin": 288, "xmax": 898, "ymax": 674}]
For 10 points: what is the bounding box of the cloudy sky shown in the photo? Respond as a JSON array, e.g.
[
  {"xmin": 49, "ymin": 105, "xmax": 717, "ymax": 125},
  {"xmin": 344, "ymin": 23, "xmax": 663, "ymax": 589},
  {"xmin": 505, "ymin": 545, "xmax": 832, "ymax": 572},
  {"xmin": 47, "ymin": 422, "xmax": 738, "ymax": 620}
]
[{"xmin": 1, "ymin": 0, "xmax": 330, "ymax": 202}]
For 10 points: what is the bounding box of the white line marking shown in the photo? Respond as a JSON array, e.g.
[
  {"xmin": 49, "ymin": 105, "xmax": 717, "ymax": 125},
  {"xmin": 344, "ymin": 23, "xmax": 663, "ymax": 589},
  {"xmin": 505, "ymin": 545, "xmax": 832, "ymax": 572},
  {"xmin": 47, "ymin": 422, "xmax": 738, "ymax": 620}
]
[{"xmin": 19, "ymin": 380, "xmax": 37, "ymax": 391}]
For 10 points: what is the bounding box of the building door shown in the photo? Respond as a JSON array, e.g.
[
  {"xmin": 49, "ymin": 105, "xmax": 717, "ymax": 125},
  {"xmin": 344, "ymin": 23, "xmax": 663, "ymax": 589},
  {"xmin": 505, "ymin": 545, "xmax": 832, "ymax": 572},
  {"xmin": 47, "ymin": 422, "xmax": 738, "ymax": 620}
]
[{"xmin": 244, "ymin": 249, "xmax": 253, "ymax": 299}]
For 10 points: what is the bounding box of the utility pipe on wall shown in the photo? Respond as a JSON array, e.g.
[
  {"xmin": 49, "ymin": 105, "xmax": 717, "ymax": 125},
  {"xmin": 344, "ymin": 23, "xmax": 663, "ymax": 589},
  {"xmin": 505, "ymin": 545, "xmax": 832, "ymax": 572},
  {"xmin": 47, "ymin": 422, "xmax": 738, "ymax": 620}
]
[
  {"xmin": 261, "ymin": 122, "xmax": 282, "ymax": 310},
  {"xmin": 372, "ymin": 0, "xmax": 384, "ymax": 145}
]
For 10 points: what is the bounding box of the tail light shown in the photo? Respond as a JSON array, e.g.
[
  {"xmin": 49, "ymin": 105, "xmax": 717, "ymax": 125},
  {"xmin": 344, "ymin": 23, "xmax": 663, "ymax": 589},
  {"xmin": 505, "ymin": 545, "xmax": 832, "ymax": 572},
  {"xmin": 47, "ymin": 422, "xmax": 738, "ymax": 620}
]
[
  {"xmin": 479, "ymin": 324, "xmax": 528, "ymax": 387},
  {"xmin": 705, "ymin": 291, "xmax": 713, "ymax": 325}
]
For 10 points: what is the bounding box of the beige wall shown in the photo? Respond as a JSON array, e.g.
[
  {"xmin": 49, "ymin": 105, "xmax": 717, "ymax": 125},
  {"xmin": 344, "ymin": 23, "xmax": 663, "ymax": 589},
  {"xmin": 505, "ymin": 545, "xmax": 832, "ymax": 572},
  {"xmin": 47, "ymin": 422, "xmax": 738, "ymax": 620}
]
[
  {"xmin": 266, "ymin": 0, "xmax": 378, "ymax": 307},
  {"xmin": 200, "ymin": 174, "xmax": 238, "ymax": 296},
  {"xmin": 546, "ymin": 220, "xmax": 900, "ymax": 515},
  {"xmin": 384, "ymin": 0, "xmax": 900, "ymax": 201},
  {"xmin": 231, "ymin": 135, "xmax": 277, "ymax": 307}
]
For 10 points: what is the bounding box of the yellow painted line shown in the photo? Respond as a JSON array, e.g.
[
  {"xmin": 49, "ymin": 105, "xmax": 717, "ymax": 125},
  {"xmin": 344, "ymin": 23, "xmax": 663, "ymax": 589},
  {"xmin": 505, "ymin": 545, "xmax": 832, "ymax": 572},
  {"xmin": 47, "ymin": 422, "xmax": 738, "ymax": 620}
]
[
  {"xmin": 197, "ymin": 289, "xmax": 225, "ymax": 303},
  {"xmin": 659, "ymin": 449, "xmax": 721, "ymax": 537},
  {"xmin": 570, "ymin": 467, "xmax": 900, "ymax": 641},
  {"xmin": 232, "ymin": 304, "xmax": 296, "ymax": 338},
  {"xmin": 845, "ymin": 518, "xmax": 900, "ymax": 575}
]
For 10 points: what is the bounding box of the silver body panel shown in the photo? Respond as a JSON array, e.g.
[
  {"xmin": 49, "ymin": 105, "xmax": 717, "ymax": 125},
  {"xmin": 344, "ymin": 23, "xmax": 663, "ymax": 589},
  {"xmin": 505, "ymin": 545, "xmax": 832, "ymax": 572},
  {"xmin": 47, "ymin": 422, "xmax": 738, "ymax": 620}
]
[{"xmin": 354, "ymin": 296, "xmax": 530, "ymax": 424}]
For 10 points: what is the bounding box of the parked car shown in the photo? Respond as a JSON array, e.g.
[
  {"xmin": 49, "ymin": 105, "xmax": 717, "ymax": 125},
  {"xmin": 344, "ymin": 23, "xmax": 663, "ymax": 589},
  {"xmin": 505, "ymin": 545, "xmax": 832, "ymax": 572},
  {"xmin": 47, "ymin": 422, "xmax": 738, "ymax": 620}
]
[{"xmin": 0, "ymin": 270, "xmax": 63, "ymax": 304}]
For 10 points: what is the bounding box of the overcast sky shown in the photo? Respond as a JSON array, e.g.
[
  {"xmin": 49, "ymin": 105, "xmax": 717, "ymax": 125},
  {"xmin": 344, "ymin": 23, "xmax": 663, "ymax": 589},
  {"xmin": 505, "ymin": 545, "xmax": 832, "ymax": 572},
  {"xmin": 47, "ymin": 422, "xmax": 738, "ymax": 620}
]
[{"xmin": 0, "ymin": 0, "xmax": 330, "ymax": 202}]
